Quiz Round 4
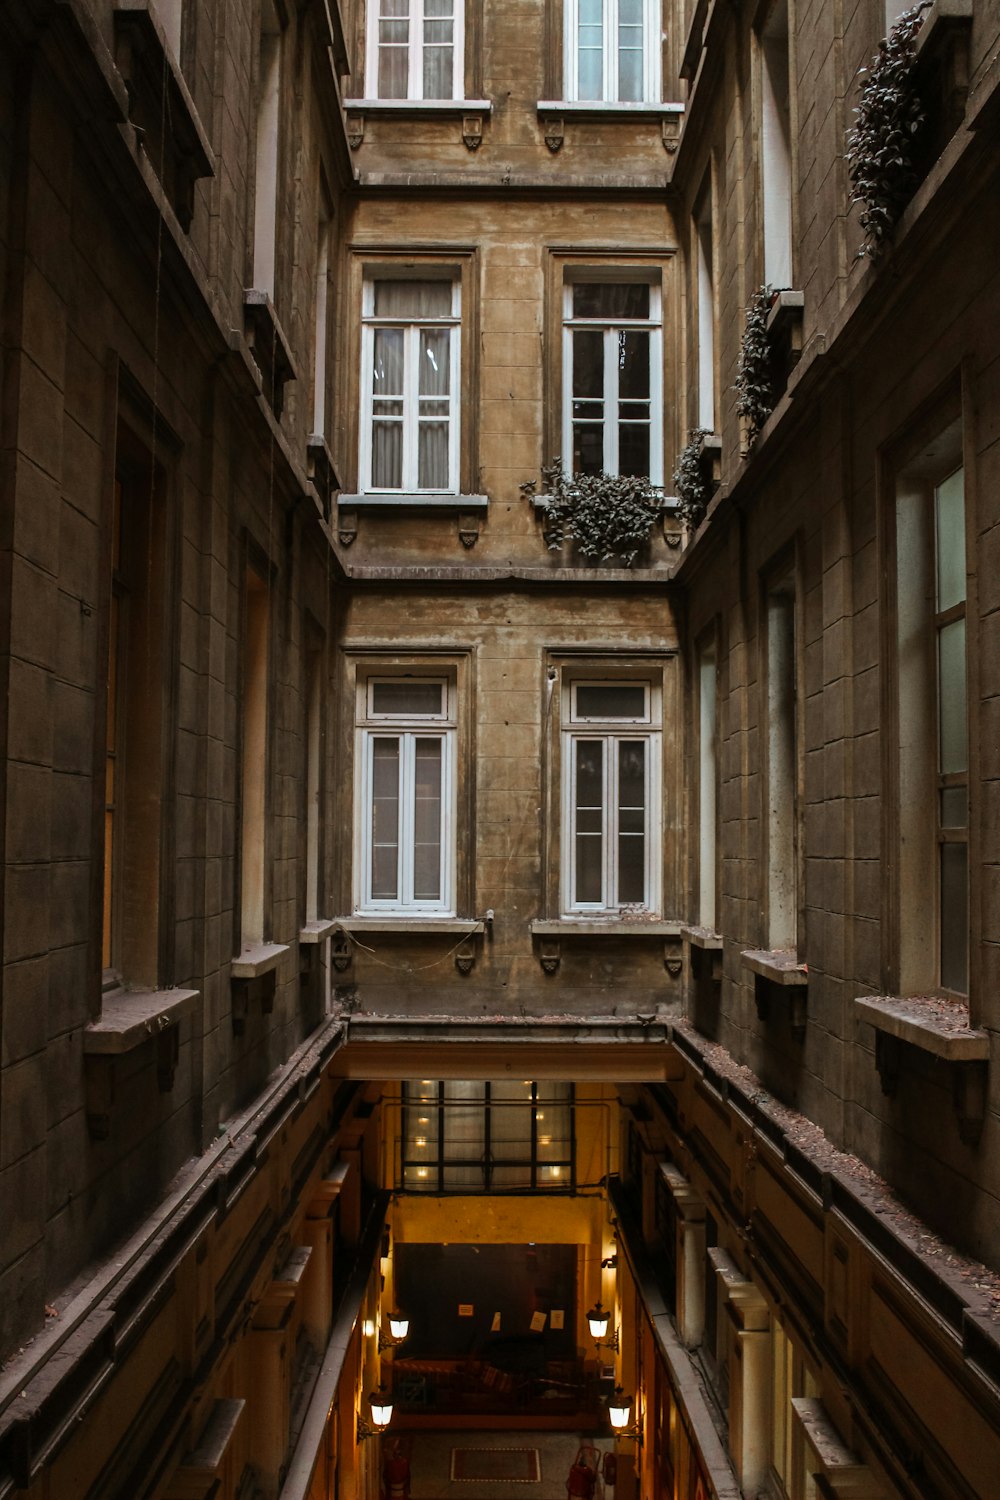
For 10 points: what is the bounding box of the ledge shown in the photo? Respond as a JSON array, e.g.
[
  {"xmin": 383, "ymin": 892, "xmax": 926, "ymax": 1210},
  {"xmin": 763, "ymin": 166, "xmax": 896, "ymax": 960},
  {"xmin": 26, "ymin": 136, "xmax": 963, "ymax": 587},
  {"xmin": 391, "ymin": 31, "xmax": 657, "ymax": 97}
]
[
  {"xmin": 914, "ymin": 0, "xmax": 973, "ymax": 60},
  {"xmin": 230, "ymin": 943, "xmax": 289, "ymax": 980},
  {"xmin": 681, "ymin": 925, "xmax": 723, "ymax": 951},
  {"xmin": 791, "ymin": 1399, "xmax": 873, "ymax": 1486},
  {"xmin": 84, "ymin": 986, "xmax": 199, "ymax": 1053},
  {"xmin": 531, "ymin": 918, "xmax": 681, "ymax": 937},
  {"xmin": 177, "ymin": 1398, "xmax": 246, "ymax": 1482},
  {"xmin": 854, "ymin": 995, "xmax": 989, "ymax": 1063},
  {"xmin": 338, "ymin": 492, "xmax": 488, "ymax": 510},
  {"xmin": 300, "ymin": 918, "xmax": 339, "ymax": 944},
  {"xmin": 243, "ymin": 291, "xmax": 298, "ymax": 415},
  {"xmin": 741, "ymin": 948, "xmax": 808, "ymax": 985},
  {"xmin": 335, "ymin": 917, "xmax": 484, "ymax": 935},
  {"xmin": 343, "ymin": 98, "xmax": 492, "ymax": 115},
  {"xmin": 537, "ymin": 100, "xmax": 685, "ymax": 118}
]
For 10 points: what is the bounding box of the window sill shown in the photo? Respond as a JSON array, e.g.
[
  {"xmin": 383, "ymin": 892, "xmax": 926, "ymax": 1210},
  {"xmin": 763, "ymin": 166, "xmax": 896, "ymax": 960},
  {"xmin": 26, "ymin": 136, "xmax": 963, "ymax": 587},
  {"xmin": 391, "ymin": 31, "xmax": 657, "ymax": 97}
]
[
  {"xmin": 243, "ymin": 292, "xmax": 298, "ymax": 416},
  {"xmin": 336, "ymin": 917, "xmax": 484, "ymax": 935},
  {"xmin": 681, "ymin": 925, "xmax": 723, "ymax": 951},
  {"xmin": 741, "ymin": 948, "xmax": 808, "ymax": 986},
  {"xmin": 300, "ymin": 918, "xmax": 339, "ymax": 945},
  {"xmin": 339, "ymin": 492, "xmax": 488, "ymax": 511},
  {"xmin": 306, "ymin": 435, "xmax": 340, "ymax": 520},
  {"xmin": 343, "ymin": 98, "xmax": 492, "ymax": 115},
  {"xmin": 83, "ymin": 986, "xmax": 200, "ymax": 1054},
  {"xmin": 914, "ymin": 0, "xmax": 973, "ymax": 61},
  {"xmin": 531, "ymin": 918, "xmax": 681, "ymax": 937},
  {"xmin": 537, "ymin": 100, "xmax": 685, "ymax": 118},
  {"xmin": 854, "ymin": 995, "xmax": 988, "ymax": 1063},
  {"xmin": 230, "ymin": 943, "xmax": 289, "ymax": 980}
]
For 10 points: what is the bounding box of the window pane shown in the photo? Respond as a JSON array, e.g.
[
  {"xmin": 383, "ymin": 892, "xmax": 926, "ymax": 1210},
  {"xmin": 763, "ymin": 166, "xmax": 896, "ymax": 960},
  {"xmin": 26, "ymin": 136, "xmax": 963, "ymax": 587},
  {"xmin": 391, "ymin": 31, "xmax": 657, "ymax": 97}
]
[
  {"xmin": 576, "ymin": 684, "xmax": 646, "ymax": 719},
  {"xmin": 618, "ymin": 329, "xmax": 650, "ymax": 398},
  {"xmin": 372, "ymin": 421, "xmax": 403, "ymax": 488},
  {"xmin": 572, "ymin": 328, "xmax": 604, "ymax": 397},
  {"xmin": 373, "ymin": 280, "xmax": 453, "ymax": 317},
  {"xmin": 617, "ymin": 740, "xmax": 646, "ymax": 903},
  {"xmin": 420, "ymin": 328, "xmax": 450, "ymax": 394},
  {"xmin": 377, "ymin": 0, "xmax": 409, "ymax": 102},
  {"xmin": 575, "ymin": 739, "xmax": 604, "ymax": 903},
  {"xmin": 490, "ymin": 1082, "xmax": 532, "ymax": 1157},
  {"xmin": 371, "ymin": 738, "xmax": 400, "ymax": 898},
  {"xmin": 573, "ymin": 283, "xmax": 650, "ymax": 319},
  {"xmin": 413, "ymin": 737, "xmax": 442, "ymax": 900},
  {"xmin": 935, "ymin": 466, "xmax": 966, "ymax": 613},
  {"xmin": 618, "ymin": 421, "xmax": 650, "ymax": 479},
  {"xmin": 940, "ymin": 840, "xmax": 968, "ymax": 993},
  {"xmin": 373, "ymin": 326, "xmax": 404, "ymax": 393},
  {"xmin": 371, "ymin": 680, "xmax": 444, "ymax": 716},
  {"xmin": 618, "ymin": 0, "xmax": 644, "ymax": 101},
  {"xmin": 405, "ymin": 1085, "xmax": 439, "ymax": 1159},
  {"xmin": 938, "ymin": 617, "xmax": 967, "ymax": 774},
  {"xmin": 940, "ymin": 785, "xmax": 967, "ymax": 829},
  {"xmin": 578, "ymin": 0, "xmax": 603, "ymax": 99},
  {"xmin": 443, "ymin": 1081, "xmax": 486, "ymax": 1161},
  {"xmin": 573, "ymin": 422, "xmax": 605, "ymax": 476}
]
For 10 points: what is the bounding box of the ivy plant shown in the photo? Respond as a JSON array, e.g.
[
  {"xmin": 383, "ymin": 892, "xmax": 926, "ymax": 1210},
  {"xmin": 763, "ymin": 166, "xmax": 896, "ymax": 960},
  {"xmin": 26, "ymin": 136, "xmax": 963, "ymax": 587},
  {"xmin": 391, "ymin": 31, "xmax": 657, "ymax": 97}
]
[
  {"xmin": 672, "ymin": 428, "xmax": 711, "ymax": 529},
  {"xmin": 522, "ymin": 459, "xmax": 661, "ymax": 568},
  {"xmin": 846, "ymin": 2, "xmax": 932, "ymax": 259},
  {"xmin": 734, "ymin": 286, "xmax": 775, "ymax": 449}
]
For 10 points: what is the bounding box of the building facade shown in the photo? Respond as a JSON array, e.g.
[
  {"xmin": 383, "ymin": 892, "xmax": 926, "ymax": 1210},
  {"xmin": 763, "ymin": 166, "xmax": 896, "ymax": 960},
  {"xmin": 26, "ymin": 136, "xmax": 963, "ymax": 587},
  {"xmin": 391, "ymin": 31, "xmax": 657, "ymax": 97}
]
[{"xmin": 1, "ymin": 0, "xmax": 999, "ymax": 1497}]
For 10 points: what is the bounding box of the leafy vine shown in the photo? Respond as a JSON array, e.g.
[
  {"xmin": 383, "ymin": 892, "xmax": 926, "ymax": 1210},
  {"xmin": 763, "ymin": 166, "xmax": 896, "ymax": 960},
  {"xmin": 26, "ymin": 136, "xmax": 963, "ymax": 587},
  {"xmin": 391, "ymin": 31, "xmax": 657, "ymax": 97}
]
[
  {"xmin": 734, "ymin": 286, "xmax": 775, "ymax": 449},
  {"xmin": 672, "ymin": 428, "xmax": 711, "ymax": 529},
  {"xmin": 522, "ymin": 459, "xmax": 661, "ymax": 568}
]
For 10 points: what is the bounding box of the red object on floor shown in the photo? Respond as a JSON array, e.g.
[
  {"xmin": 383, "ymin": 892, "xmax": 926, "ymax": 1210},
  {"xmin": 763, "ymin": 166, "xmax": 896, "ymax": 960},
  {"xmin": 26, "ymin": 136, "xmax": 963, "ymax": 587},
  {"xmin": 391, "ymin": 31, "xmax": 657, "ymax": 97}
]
[
  {"xmin": 567, "ymin": 1443, "xmax": 600, "ymax": 1497},
  {"xmin": 383, "ymin": 1451, "xmax": 410, "ymax": 1499}
]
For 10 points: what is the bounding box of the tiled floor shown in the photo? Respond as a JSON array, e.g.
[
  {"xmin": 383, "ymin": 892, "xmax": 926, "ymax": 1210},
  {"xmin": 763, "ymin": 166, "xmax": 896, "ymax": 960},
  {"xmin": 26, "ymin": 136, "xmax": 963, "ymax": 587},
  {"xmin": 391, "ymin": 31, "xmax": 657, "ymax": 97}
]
[{"xmin": 387, "ymin": 1429, "xmax": 614, "ymax": 1499}]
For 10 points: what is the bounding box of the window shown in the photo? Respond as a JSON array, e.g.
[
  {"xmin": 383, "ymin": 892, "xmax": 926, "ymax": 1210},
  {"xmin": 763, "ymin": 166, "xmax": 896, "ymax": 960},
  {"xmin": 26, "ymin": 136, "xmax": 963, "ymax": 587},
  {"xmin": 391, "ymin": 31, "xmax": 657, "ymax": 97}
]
[
  {"xmin": 103, "ymin": 426, "xmax": 167, "ymax": 987},
  {"xmin": 893, "ymin": 421, "xmax": 968, "ymax": 997},
  {"xmin": 312, "ymin": 184, "xmax": 332, "ymax": 439},
  {"xmin": 759, "ymin": 0, "xmax": 792, "ymax": 289},
  {"xmin": 696, "ymin": 633, "xmax": 718, "ymax": 930},
  {"xmin": 304, "ymin": 638, "xmax": 323, "ymax": 925},
  {"xmin": 401, "ymin": 1080, "xmax": 574, "ymax": 1191},
  {"xmin": 562, "ymin": 276, "xmax": 663, "ymax": 483},
  {"xmin": 240, "ymin": 566, "xmax": 270, "ymax": 946},
  {"xmin": 355, "ymin": 675, "xmax": 456, "ymax": 913},
  {"xmin": 252, "ymin": 1, "xmax": 282, "ymax": 296},
  {"xmin": 764, "ymin": 567, "xmax": 798, "ymax": 952},
  {"xmin": 365, "ymin": 0, "xmax": 465, "ymax": 100},
  {"xmin": 564, "ymin": 0, "xmax": 661, "ymax": 103},
  {"xmin": 561, "ymin": 679, "xmax": 661, "ymax": 914},
  {"xmin": 770, "ymin": 1322, "xmax": 819, "ymax": 1500},
  {"xmin": 360, "ymin": 278, "xmax": 460, "ymax": 494},
  {"xmin": 694, "ymin": 182, "xmax": 716, "ymax": 432}
]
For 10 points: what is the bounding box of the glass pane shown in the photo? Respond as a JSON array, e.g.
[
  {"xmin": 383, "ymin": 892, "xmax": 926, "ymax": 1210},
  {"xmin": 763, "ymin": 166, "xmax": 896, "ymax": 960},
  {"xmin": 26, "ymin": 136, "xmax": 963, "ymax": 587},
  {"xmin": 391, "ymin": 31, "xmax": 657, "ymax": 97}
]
[
  {"xmin": 576, "ymin": 684, "xmax": 646, "ymax": 720},
  {"xmin": 940, "ymin": 840, "xmax": 968, "ymax": 994},
  {"xmin": 443, "ymin": 1163, "xmax": 487, "ymax": 1189},
  {"xmin": 618, "ymin": 0, "xmax": 644, "ymax": 101},
  {"xmin": 573, "ymin": 423, "xmax": 604, "ymax": 475},
  {"xmin": 618, "ymin": 330, "xmax": 650, "ymax": 398},
  {"xmin": 413, "ymin": 737, "xmax": 442, "ymax": 900},
  {"xmin": 371, "ymin": 680, "xmax": 444, "ymax": 716},
  {"xmin": 371, "ymin": 738, "xmax": 400, "ymax": 898},
  {"xmin": 491, "ymin": 1163, "xmax": 535, "ymax": 1189},
  {"xmin": 418, "ymin": 422, "xmax": 449, "ymax": 489},
  {"xmin": 578, "ymin": 0, "xmax": 603, "ymax": 99},
  {"xmin": 935, "ymin": 466, "xmax": 966, "ymax": 612},
  {"xmin": 490, "ymin": 1084, "xmax": 532, "ymax": 1157},
  {"xmin": 535, "ymin": 1084, "xmax": 572, "ymax": 1163},
  {"xmin": 372, "ymin": 422, "xmax": 403, "ymax": 488},
  {"xmin": 404, "ymin": 1082, "xmax": 439, "ymax": 1159},
  {"xmin": 940, "ymin": 785, "xmax": 967, "ymax": 829},
  {"xmin": 618, "ymin": 421, "xmax": 650, "ymax": 478},
  {"xmin": 617, "ymin": 740, "xmax": 646, "ymax": 903},
  {"xmin": 575, "ymin": 739, "xmax": 604, "ymax": 903},
  {"xmin": 420, "ymin": 328, "xmax": 450, "ymax": 393},
  {"xmin": 572, "ymin": 283, "xmax": 650, "ymax": 319},
  {"xmin": 373, "ymin": 280, "xmax": 452, "ymax": 317},
  {"xmin": 938, "ymin": 618, "xmax": 967, "ymax": 774},
  {"xmin": 373, "ymin": 326, "xmax": 403, "ymax": 394},
  {"xmin": 377, "ymin": 29, "xmax": 409, "ymax": 98},
  {"xmin": 443, "ymin": 1081, "xmax": 486, "ymax": 1165},
  {"xmin": 423, "ymin": 37, "xmax": 453, "ymax": 97},
  {"xmin": 572, "ymin": 329, "xmax": 604, "ymax": 398}
]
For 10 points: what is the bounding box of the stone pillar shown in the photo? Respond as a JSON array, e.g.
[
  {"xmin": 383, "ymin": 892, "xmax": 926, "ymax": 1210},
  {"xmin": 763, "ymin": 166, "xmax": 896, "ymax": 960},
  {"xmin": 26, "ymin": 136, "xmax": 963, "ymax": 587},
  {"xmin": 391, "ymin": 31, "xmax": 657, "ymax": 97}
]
[
  {"xmin": 661, "ymin": 1164, "xmax": 708, "ymax": 1348},
  {"xmin": 725, "ymin": 1281, "xmax": 771, "ymax": 1496}
]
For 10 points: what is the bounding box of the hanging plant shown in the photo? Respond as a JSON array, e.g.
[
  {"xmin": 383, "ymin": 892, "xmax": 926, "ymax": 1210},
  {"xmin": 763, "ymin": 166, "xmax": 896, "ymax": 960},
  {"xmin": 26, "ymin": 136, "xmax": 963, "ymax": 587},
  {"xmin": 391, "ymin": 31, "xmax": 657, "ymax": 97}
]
[
  {"xmin": 672, "ymin": 428, "xmax": 712, "ymax": 529},
  {"xmin": 734, "ymin": 286, "xmax": 775, "ymax": 448},
  {"xmin": 522, "ymin": 459, "xmax": 661, "ymax": 568},
  {"xmin": 846, "ymin": 2, "xmax": 932, "ymax": 259}
]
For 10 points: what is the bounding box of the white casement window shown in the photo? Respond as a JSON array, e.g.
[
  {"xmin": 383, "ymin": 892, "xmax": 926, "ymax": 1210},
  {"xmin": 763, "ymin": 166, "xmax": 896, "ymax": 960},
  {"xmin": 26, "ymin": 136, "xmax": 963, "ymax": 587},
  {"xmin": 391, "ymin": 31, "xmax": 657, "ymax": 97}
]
[
  {"xmin": 931, "ymin": 466, "xmax": 968, "ymax": 995},
  {"xmin": 365, "ymin": 0, "xmax": 465, "ymax": 99},
  {"xmin": 695, "ymin": 186, "xmax": 716, "ymax": 432},
  {"xmin": 564, "ymin": 0, "xmax": 661, "ymax": 103},
  {"xmin": 356, "ymin": 677, "xmax": 456, "ymax": 914},
  {"xmin": 360, "ymin": 279, "xmax": 460, "ymax": 494},
  {"xmin": 759, "ymin": 0, "xmax": 793, "ymax": 289},
  {"xmin": 562, "ymin": 276, "xmax": 663, "ymax": 483},
  {"xmin": 561, "ymin": 680, "xmax": 661, "ymax": 914}
]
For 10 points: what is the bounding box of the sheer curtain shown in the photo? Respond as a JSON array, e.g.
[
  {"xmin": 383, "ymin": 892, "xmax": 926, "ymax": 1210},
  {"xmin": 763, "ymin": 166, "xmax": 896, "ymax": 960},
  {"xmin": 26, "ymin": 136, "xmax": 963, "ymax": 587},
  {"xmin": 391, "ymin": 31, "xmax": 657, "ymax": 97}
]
[
  {"xmin": 422, "ymin": 0, "xmax": 454, "ymax": 98},
  {"xmin": 370, "ymin": 281, "xmax": 453, "ymax": 491}
]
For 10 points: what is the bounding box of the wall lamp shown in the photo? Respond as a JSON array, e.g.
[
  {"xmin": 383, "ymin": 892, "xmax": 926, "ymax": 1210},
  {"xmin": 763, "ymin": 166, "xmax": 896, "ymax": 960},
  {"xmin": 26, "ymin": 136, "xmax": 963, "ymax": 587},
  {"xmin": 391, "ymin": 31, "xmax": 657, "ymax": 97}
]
[
  {"xmin": 608, "ymin": 1387, "xmax": 643, "ymax": 1443},
  {"xmin": 586, "ymin": 1300, "xmax": 619, "ymax": 1351},
  {"xmin": 378, "ymin": 1312, "xmax": 410, "ymax": 1350},
  {"xmin": 357, "ymin": 1386, "xmax": 394, "ymax": 1441}
]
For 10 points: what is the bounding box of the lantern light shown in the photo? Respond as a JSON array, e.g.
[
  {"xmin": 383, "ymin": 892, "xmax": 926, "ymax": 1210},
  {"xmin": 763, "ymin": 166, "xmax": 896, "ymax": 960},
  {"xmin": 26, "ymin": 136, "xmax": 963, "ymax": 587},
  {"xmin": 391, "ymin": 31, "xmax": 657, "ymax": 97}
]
[
  {"xmin": 608, "ymin": 1390, "xmax": 632, "ymax": 1431},
  {"xmin": 587, "ymin": 1301, "xmax": 611, "ymax": 1340}
]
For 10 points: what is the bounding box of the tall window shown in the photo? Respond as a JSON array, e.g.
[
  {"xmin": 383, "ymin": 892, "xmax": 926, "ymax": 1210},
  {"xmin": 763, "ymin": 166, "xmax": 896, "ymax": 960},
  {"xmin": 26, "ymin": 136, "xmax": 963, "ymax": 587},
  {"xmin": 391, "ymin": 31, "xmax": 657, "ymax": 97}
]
[
  {"xmin": 562, "ymin": 679, "xmax": 661, "ymax": 914},
  {"xmin": 365, "ymin": 0, "xmax": 465, "ymax": 100},
  {"xmin": 697, "ymin": 635, "xmax": 718, "ymax": 930},
  {"xmin": 759, "ymin": 0, "xmax": 792, "ymax": 289},
  {"xmin": 312, "ymin": 188, "xmax": 332, "ymax": 439},
  {"xmin": 356, "ymin": 676, "xmax": 456, "ymax": 914},
  {"xmin": 361, "ymin": 279, "xmax": 460, "ymax": 494},
  {"xmin": 562, "ymin": 277, "xmax": 663, "ymax": 482},
  {"xmin": 103, "ymin": 435, "xmax": 166, "ymax": 987},
  {"xmin": 895, "ymin": 427, "xmax": 968, "ymax": 997},
  {"xmin": 694, "ymin": 184, "xmax": 716, "ymax": 431},
  {"xmin": 240, "ymin": 566, "xmax": 270, "ymax": 946},
  {"xmin": 401, "ymin": 1081, "xmax": 574, "ymax": 1191},
  {"xmin": 252, "ymin": 1, "xmax": 282, "ymax": 296},
  {"xmin": 764, "ymin": 570, "xmax": 797, "ymax": 952},
  {"xmin": 564, "ymin": 0, "xmax": 660, "ymax": 103}
]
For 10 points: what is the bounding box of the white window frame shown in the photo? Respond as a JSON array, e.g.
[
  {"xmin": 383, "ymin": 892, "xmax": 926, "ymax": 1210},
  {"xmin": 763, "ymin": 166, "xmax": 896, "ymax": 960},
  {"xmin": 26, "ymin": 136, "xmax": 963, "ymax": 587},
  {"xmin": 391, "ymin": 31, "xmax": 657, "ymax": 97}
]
[
  {"xmin": 564, "ymin": 0, "xmax": 661, "ymax": 103},
  {"xmin": 561, "ymin": 679, "xmax": 661, "ymax": 915},
  {"xmin": 364, "ymin": 0, "xmax": 466, "ymax": 100},
  {"xmin": 359, "ymin": 276, "xmax": 461, "ymax": 495},
  {"xmin": 561, "ymin": 272, "xmax": 663, "ymax": 484},
  {"xmin": 355, "ymin": 675, "xmax": 457, "ymax": 915}
]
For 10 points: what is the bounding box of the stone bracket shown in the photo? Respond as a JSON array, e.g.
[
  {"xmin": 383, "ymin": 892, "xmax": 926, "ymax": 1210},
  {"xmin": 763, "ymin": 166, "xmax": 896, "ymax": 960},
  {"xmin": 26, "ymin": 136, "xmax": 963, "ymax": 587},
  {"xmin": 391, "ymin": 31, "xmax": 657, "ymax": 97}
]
[
  {"xmin": 458, "ymin": 510, "xmax": 480, "ymax": 547},
  {"xmin": 754, "ymin": 975, "xmax": 807, "ymax": 1038},
  {"xmin": 455, "ymin": 936, "xmax": 477, "ymax": 974},
  {"xmin": 664, "ymin": 936, "xmax": 683, "ymax": 976},
  {"xmin": 462, "ymin": 114, "xmax": 483, "ymax": 150},
  {"xmin": 661, "ymin": 113, "xmax": 681, "ymax": 153},
  {"xmin": 231, "ymin": 970, "xmax": 277, "ymax": 1036},
  {"xmin": 337, "ymin": 505, "xmax": 358, "ymax": 546},
  {"xmin": 542, "ymin": 115, "xmax": 564, "ymax": 152},
  {"xmin": 347, "ymin": 111, "xmax": 364, "ymax": 149},
  {"xmin": 539, "ymin": 938, "xmax": 560, "ymax": 974},
  {"xmin": 331, "ymin": 929, "xmax": 353, "ymax": 972}
]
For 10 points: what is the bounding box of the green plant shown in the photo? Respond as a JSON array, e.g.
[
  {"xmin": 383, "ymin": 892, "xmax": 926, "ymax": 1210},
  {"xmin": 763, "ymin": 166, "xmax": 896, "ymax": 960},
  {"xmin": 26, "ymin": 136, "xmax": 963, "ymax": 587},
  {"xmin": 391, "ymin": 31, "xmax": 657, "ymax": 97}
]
[
  {"xmin": 734, "ymin": 286, "xmax": 775, "ymax": 448},
  {"xmin": 672, "ymin": 428, "xmax": 712, "ymax": 528},
  {"xmin": 522, "ymin": 459, "xmax": 661, "ymax": 568},
  {"xmin": 846, "ymin": 2, "xmax": 932, "ymax": 259}
]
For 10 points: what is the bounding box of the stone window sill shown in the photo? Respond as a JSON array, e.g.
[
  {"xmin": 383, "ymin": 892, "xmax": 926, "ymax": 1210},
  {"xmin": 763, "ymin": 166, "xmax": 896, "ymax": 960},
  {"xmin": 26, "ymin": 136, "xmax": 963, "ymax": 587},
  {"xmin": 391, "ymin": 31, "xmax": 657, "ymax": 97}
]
[
  {"xmin": 307, "ymin": 435, "xmax": 340, "ymax": 520},
  {"xmin": 343, "ymin": 98, "xmax": 492, "ymax": 115},
  {"xmin": 339, "ymin": 492, "xmax": 488, "ymax": 510},
  {"xmin": 681, "ymin": 925, "xmax": 723, "ymax": 951},
  {"xmin": 531, "ymin": 918, "xmax": 681, "ymax": 937},
  {"xmin": 914, "ymin": 0, "xmax": 973, "ymax": 60},
  {"xmin": 176, "ymin": 1398, "xmax": 246, "ymax": 1483},
  {"xmin": 537, "ymin": 100, "xmax": 685, "ymax": 119},
  {"xmin": 336, "ymin": 917, "xmax": 483, "ymax": 935},
  {"xmin": 741, "ymin": 948, "xmax": 808, "ymax": 986},
  {"xmin": 84, "ymin": 985, "xmax": 200, "ymax": 1053},
  {"xmin": 231, "ymin": 943, "xmax": 289, "ymax": 980},
  {"xmin": 300, "ymin": 918, "xmax": 339, "ymax": 944},
  {"xmin": 853, "ymin": 995, "xmax": 988, "ymax": 1063},
  {"xmin": 243, "ymin": 291, "xmax": 298, "ymax": 416}
]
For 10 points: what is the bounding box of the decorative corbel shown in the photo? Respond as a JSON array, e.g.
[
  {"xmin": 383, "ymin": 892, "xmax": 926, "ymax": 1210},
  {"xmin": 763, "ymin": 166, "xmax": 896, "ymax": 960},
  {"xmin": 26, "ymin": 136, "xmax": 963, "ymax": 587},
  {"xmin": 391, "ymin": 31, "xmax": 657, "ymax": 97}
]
[
  {"xmin": 462, "ymin": 114, "xmax": 483, "ymax": 151},
  {"xmin": 346, "ymin": 112, "xmax": 364, "ymax": 150},
  {"xmin": 337, "ymin": 506, "xmax": 358, "ymax": 547},
  {"xmin": 455, "ymin": 936, "xmax": 477, "ymax": 975},
  {"xmin": 331, "ymin": 928, "xmax": 352, "ymax": 972},
  {"xmin": 542, "ymin": 116, "xmax": 564, "ymax": 153},
  {"xmin": 664, "ymin": 937, "xmax": 683, "ymax": 977},
  {"xmin": 539, "ymin": 938, "xmax": 560, "ymax": 975},
  {"xmin": 661, "ymin": 115, "xmax": 681, "ymax": 153},
  {"xmin": 458, "ymin": 511, "xmax": 480, "ymax": 548}
]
